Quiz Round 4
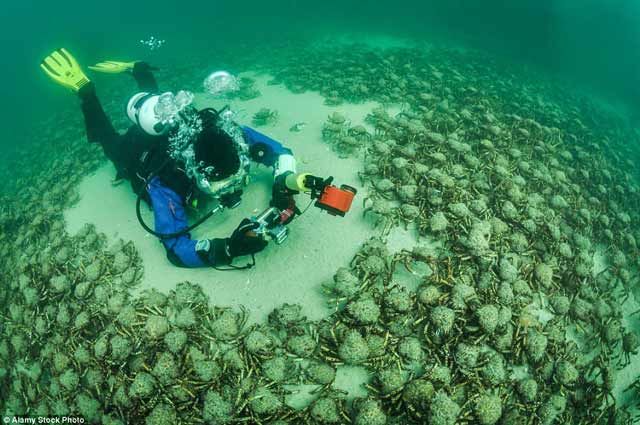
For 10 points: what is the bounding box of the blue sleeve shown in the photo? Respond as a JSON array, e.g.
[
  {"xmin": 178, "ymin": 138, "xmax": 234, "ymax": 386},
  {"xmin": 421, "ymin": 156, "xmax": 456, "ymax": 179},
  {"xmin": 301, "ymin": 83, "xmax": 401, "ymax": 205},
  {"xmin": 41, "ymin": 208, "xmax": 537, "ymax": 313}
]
[
  {"xmin": 146, "ymin": 177, "xmax": 208, "ymax": 267},
  {"xmin": 242, "ymin": 126, "xmax": 292, "ymax": 167}
]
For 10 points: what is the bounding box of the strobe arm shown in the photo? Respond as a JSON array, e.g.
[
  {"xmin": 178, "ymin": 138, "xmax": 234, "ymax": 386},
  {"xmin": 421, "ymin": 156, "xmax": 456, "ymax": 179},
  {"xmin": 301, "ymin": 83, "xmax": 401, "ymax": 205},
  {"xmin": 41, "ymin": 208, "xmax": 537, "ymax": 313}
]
[{"xmin": 284, "ymin": 173, "xmax": 332, "ymax": 197}]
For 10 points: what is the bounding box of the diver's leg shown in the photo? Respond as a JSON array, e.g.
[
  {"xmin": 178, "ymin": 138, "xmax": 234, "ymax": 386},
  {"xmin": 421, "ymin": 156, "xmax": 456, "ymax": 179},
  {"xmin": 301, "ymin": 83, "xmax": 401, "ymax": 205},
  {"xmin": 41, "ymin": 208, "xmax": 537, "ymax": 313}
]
[
  {"xmin": 79, "ymin": 84, "xmax": 130, "ymax": 180},
  {"xmin": 78, "ymin": 83, "xmax": 119, "ymax": 145},
  {"xmin": 132, "ymin": 62, "xmax": 159, "ymax": 92}
]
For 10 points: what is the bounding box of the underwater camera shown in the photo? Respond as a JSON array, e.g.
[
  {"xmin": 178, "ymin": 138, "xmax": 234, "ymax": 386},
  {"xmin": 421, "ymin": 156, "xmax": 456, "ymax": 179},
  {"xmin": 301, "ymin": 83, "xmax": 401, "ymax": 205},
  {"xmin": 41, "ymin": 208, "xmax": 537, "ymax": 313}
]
[
  {"xmin": 252, "ymin": 206, "xmax": 290, "ymax": 244},
  {"xmin": 251, "ymin": 173, "xmax": 357, "ymax": 245}
]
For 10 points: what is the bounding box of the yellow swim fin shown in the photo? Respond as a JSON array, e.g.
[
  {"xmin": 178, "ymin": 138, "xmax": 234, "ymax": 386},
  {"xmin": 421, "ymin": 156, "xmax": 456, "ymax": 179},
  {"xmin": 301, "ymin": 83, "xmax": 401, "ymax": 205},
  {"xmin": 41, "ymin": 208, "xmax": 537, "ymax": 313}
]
[
  {"xmin": 88, "ymin": 60, "xmax": 137, "ymax": 74},
  {"xmin": 40, "ymin": 48, "xmax": 90, "ymax": 92}
]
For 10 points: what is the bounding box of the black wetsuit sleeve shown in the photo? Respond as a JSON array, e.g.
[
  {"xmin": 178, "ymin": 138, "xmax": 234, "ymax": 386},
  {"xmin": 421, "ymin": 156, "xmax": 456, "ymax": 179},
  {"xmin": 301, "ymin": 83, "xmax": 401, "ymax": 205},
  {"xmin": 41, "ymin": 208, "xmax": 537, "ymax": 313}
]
[{"xmin": 132, "ymin": 62, "xmax": 159, "ymax": 92}]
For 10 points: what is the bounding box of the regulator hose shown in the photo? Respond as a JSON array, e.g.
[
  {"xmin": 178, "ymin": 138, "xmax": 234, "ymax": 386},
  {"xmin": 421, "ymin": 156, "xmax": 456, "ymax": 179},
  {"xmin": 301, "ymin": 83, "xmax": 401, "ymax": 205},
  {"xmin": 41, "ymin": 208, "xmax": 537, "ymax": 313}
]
[{"xmin": 135, "ymin": 195, "xmax": 222, "ymax": 239}]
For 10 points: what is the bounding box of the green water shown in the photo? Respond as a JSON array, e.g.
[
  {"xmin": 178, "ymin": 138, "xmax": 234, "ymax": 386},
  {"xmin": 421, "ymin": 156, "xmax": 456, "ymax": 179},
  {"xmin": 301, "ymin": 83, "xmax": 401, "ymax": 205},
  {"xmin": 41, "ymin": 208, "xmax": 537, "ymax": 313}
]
[
  {"xmin": 4, "ymin": 0, "xmax": 640, "ymax": 136},
  {"xmin": 2, "ymin": 1, "xmax": 640, "ymax": 424}
]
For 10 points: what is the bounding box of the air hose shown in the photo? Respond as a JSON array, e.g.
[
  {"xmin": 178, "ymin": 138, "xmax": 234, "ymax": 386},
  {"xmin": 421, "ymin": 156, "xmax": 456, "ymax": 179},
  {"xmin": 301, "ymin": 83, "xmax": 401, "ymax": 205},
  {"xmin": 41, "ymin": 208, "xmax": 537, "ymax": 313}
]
[
  {"xmin": 135, "ymin": 196, "xmax": 222, "ymax": 239},
  {"xmin": 136, "ymin": 193, "xmax": 254, "ymax": 271}
]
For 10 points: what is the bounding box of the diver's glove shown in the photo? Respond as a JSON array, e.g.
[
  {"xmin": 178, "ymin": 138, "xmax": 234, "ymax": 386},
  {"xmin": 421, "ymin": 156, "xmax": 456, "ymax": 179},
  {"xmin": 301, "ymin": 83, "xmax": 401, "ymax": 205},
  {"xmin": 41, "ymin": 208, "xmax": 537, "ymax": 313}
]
[
  {"xmin": 271, "ymin": 172, "xmax": 300, "ymax": 225},
  {"xmin": 198, "ymin": 219, "xmax": 268, "ymax": 267},
  {"xmin": 228, "ymin": 219, "xmax": 268, "ymax": 257}
]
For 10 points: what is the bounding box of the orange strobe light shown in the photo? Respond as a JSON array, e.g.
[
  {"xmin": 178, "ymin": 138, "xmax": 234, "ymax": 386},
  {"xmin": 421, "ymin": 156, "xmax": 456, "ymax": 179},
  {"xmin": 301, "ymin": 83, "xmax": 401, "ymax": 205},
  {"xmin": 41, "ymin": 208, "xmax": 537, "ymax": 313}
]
[{"xmin": 315, "ymin": 184, "xmax": 357, "ymax": 216}]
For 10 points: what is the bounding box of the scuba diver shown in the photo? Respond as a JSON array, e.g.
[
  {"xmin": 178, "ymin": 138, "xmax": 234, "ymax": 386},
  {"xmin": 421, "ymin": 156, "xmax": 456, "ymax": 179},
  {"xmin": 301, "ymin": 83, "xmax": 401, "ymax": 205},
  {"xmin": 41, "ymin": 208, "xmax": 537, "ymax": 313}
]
[{"xmin": 39, "ymin": 48, "xmax": 307, "ymax": 269}]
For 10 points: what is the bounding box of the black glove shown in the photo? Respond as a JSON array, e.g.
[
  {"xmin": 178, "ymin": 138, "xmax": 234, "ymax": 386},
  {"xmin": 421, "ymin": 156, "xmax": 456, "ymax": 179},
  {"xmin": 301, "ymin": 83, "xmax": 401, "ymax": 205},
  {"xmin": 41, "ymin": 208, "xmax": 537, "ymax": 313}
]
[
  {"xmin": 271, "ymin": 173, "xmax": 299, "ymax": 224},
  {"xmin": 197, "ymin": 219, "xmax": 267, "ymax": 267},
  {"xmin": 227, "ymin": 219, "xmax": 268, "ymax": 257}
]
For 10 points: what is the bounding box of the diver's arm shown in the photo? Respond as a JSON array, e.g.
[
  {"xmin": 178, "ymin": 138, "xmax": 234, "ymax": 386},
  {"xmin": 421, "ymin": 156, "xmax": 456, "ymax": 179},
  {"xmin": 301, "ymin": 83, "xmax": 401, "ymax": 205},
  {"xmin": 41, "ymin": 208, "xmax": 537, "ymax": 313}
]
[
  {"xmin": 146, "ymin": 178, "xmax": 266, "ymax": 268},
  {"xmin": 241, "ymin": 126, "xmax": 299, "ymax": 220},
  {"xmin": 242, "ymin": 126, "xmax": 295, "ymax": 173},
  {"xmin": 146, "ymin": 177, "xmax": 216, "ymax": 267}
]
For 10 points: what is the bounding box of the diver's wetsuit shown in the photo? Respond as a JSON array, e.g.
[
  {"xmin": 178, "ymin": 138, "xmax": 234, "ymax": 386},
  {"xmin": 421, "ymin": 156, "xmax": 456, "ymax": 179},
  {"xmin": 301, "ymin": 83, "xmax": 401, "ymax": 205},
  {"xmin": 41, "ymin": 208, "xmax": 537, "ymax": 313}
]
[{"xmin": 79, "ymin": 64, "xmax": 292, "ymax": 267}]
